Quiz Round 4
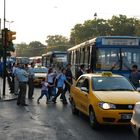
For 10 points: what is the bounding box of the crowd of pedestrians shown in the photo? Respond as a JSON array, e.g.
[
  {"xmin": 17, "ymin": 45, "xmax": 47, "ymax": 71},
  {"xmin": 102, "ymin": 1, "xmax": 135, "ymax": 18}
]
[
  {"xmin": 0, "ymin": 62, "xmax": 35, "ymax": 106},
  {"xmin": 4, "ymin": 62, "xmax": 74, "ymax": 106},
  {"xmin": 4, "ymin": 60, "xmax": 140, "ymax": 107},
  {"xmin": 37, "ymin": 64, "xmax": 73, "ymax": 104}
]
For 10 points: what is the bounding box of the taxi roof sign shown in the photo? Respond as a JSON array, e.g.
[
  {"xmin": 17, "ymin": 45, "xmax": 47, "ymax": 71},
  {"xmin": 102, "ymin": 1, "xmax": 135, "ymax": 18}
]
[{"xmin": 102, "ymin": 72, "xmax": 112, "ymax": 77}]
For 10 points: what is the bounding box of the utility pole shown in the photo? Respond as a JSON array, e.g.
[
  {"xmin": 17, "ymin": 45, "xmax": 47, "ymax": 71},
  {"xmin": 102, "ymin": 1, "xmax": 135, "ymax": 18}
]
[
  {"xmin": 2, "ymin": 0, "xmax": 7, "ymax": 96},
  {"xmin": 0, "ymin": 18, "xmax": 1, "ymax": 99},
  {"xmin": 0, "ymin": 18, "xmax": 1, "ymax": 31}
]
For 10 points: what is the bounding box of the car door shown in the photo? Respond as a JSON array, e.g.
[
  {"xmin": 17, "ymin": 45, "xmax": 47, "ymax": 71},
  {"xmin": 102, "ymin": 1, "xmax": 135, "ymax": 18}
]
[
  {"xmin": 79, "ymin": 77, "xmax": 90, "ymax": 114},
  {"xmin": 74, "ymin": 77, "xmax": 86, "ymax": 109}
]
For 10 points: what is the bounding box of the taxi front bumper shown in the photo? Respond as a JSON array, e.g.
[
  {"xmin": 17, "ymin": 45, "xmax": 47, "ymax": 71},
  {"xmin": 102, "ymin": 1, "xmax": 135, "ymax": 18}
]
[{"xmin": 95, "ymin": 107, "xmax": 133, "ymax": 125}]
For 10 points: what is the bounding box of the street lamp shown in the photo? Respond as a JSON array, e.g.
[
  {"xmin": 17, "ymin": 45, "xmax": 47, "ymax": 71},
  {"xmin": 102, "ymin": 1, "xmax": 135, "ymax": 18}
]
[
  {"xmin": 94, "ymin": 13, "xmax": 97, "ymax": 20},
  {"xmin": 2, "ymin": 0, "xmax": 7, "ymax": 96},
  {"xmin": 6, "ymin": 20, "xmax": 14, "ymax": 30}
]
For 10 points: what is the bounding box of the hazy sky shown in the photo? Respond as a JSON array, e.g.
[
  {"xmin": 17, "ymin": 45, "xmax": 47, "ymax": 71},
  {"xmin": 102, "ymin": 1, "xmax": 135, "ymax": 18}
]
[{"xmin": 0, "ymin": 0, "xmax": 140, "ymax": 44}]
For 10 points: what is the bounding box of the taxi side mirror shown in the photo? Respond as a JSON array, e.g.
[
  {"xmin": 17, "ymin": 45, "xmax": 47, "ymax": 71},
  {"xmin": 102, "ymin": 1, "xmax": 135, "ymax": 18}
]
[
  {"xmin": 136, "ymin": 87, "xmax": 140, "ymax": 92},
  {"xmin": 81, "ymin": 87, "xmax": 89, "ymax": 93}
]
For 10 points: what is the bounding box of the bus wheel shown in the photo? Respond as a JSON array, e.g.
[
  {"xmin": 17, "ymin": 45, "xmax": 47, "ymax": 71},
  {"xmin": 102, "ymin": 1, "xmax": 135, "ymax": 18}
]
[
  {"xmin": 89, "ymin": 108, "xmax": 99, "ymax": 129},
  {"xmin": 71, "ymin": 100, "xmax": 79, "ymax": 115}
]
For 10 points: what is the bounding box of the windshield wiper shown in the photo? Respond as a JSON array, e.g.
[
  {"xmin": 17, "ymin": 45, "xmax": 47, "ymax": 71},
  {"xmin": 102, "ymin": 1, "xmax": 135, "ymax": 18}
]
[
  {"xmin": 95, "ymin": 89, "xmax": 112, "ymax": 91},
  {"xmin": 111, "ymin": 88, "xmax": 134, "ymax": 91}
]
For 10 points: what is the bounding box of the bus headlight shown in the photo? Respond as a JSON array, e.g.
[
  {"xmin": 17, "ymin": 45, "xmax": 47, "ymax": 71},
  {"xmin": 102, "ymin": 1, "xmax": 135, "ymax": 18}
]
[{"xmin": 99, "ymin": 102, "xmax": 116, "ymax": 110}]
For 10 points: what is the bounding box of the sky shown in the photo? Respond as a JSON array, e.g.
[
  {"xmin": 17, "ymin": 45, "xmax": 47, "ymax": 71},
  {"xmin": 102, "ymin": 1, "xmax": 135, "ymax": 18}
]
[{"xmin": 0, "ymin": 0, "xmax": 140, "ymax": 44}]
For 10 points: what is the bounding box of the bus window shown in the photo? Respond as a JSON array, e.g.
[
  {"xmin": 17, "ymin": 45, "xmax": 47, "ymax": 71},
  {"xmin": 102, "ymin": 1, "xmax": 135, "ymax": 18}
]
[
  {"xmin": 84, "ymin": 46, "xmax": 90, "ymax": 68},
  {"xmin": 121, "ymin": 48, "xmax": 140, "ymax": 70},
  {"xmin": 96, "ymin": 48, "xmax": 120, "ymax": 70},
  {"xmin": 80, "ymin": 48, "xmax": 85, "ymax": 64}
]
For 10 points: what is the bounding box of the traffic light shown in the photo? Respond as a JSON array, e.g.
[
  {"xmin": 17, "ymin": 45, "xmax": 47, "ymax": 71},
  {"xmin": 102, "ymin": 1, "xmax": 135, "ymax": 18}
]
[{"xmin": 7, "ymin": 30, "xmax": 16, "ymax": 42}]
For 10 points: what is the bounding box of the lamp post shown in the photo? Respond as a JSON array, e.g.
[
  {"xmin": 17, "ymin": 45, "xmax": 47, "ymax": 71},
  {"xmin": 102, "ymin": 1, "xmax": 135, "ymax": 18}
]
[
  {"xmin": 6, "ymin": 20, "xmax": 14, "ymax": 30},
  {"xmin": 94, "ymin": 13, "xmax": 97, "ymax": 20},
  {"xmin": 0, "ymin": 18, "xmax": 1, "ymax": 32},
  {"xmin": 2, "ymin": 0, "xmax": 7, "ymax": 96}
]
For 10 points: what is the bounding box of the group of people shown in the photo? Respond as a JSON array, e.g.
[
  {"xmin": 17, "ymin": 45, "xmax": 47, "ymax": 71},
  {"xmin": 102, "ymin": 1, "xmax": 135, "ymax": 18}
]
[
  {"xmin": 4, "ymin": 61, "xmax": 75, "ymax": 106},
  {"xmin": 37, "ymin": 63, "xmax": 73, "ymax": 104},
  {"xmin": 13, "ymin": 62, "xmax": 35, "ymax": 106},
  {"xmin": 5, "ymin": 60, "xmax": 140, "ymax": 106}
]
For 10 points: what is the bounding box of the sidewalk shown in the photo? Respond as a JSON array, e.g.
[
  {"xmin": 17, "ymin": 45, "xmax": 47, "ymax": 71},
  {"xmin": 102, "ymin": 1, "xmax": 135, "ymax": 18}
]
[
  {"xmin": 0, "ymin": 93, "xmax": 17, "ymax": 101},
  {"xmin": 0, "ymin": 78, "xmax": 18, "ymax": 101}
]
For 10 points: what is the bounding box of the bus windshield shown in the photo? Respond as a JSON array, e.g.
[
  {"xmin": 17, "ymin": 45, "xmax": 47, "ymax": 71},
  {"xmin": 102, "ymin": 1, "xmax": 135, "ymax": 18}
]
[
  {"xmin": 42, "ymin": 51, "xmax": 67, "ymax": 69},
  {"xmin": 96, "ymin": 48, "xmax": 140, "ymax": 71},
  {"xmin": 96, "ymin": 48, "xmax": 120, "ymax": 70}
]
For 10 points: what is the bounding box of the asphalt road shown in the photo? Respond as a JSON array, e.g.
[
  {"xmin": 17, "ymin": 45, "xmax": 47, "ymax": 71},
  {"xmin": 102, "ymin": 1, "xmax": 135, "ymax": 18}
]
[{"xmin": 0, "ymin": 87, "xmax": 136, "ymax": 140}]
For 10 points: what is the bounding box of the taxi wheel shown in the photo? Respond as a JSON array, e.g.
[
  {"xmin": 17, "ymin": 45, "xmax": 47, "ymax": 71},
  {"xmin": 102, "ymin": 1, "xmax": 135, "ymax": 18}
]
[
  {"xmin": 71, "ymin": 100, "xmax": 79, "ymax": 115},
  {"xmin": 89, "ymin": 108, "xmax": 99, "ymax": 129},
  {"xmin": 138, "ymin": 130, "xmax": 140, "ymax": 140}
]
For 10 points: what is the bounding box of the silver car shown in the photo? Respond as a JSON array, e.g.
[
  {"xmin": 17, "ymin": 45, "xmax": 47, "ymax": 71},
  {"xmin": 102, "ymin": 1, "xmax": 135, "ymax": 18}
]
[{"xmin": 131, "ymin": 102, "xmax": 140, "ymax": 140}]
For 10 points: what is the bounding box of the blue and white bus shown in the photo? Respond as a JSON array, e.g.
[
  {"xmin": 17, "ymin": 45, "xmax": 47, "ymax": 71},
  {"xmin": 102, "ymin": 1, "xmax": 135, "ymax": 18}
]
[
  {"xmin": 67, "ymin": 36, "xmax": 140, "ymax": 78},
  {"xmin": 16, "ymin": 57, "xmax": 30, "ymax": 64},
  {"xmin": 42, "ymin": 51, "xmax": 67, "ymax": 69}
]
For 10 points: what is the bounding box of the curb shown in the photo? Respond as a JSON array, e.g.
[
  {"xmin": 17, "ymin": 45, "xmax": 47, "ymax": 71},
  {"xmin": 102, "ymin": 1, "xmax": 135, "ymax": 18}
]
[{"xmin": 0, "ymin": 94, "xmax": 18, "ymax": 102}]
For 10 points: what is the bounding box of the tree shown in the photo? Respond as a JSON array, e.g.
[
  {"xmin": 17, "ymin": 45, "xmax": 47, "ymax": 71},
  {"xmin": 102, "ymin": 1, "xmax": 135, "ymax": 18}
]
[
  {"xmin": 70, "ymin": 15, "xmax": 140, "ymax": 45},
  {"xmin": 108, "ymin": 15, "xmax": 136, "ymax": 36},
  {"xmin": 45, "ymin": 35, "xmax": 71, "ymax": 51},
  {"xmin": 16, "ymin": 43, "xmax": 29, "ymax": 57},
  {"xmin": 70, "ymin": 19, "xmax": 111, "ymax": 45},
  {"xmin": 29, "ymin": 41, "xmax": 47, "ymax": 56},
  {"xmin": 16, "ymin": 41, "xmax": 47, "ymax": 57}
]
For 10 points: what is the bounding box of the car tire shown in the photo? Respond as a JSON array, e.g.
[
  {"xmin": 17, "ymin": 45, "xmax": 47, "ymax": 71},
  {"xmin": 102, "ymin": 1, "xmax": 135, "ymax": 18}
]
[
  {"xmin": 138, "ymin": 129, "xmax": 140, "ymax": 140},
  {"xmin": 71, "ymin": 100, "xmax": 79, "ymax": 115},
  {"xmin": 89, "ymin": 108, "xmax": 99, "ymax": 129}
]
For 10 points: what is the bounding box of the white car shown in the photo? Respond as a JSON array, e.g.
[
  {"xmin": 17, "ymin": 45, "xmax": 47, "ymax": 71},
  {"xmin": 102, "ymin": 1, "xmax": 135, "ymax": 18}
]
[
  {"xmin": 33, "ymin": 66, "xmax": 48, "ymax": 86},
  {"xmin": 131, "ymin": 102, "xmax": 140, "ymax": 140}
]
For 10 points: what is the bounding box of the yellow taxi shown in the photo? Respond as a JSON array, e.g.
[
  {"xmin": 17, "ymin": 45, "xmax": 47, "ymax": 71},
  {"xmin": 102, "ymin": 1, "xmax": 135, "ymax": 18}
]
[{"xmin": 69, "ymin": 72, "xmax": 140, "ymax": 129}]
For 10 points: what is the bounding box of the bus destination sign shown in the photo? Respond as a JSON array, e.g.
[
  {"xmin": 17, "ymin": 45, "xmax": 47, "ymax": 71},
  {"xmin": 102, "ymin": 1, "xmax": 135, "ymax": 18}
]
[{"xmin": 102, "ymin": 38, "xmax": 139, "ymax": 46}]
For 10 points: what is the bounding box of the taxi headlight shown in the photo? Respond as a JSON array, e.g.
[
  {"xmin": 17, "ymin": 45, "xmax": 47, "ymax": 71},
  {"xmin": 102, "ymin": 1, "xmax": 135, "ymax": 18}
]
[{"xmin": 99, "ymin": 102, "xmax": 116, "ymax": 110}]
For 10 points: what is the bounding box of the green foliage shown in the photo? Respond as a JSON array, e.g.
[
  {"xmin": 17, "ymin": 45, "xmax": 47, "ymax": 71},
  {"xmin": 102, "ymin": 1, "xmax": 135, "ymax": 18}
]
[
  {"xmin": 47, "ymin": 44, "xmax": 72, "ymax": 52},
  {"xmin": 108, "ymin": 15, "xmax": 136, "ymax": 36},
  {"xmin": 70, "ymin": 15, "xmax": 140, "ymax": 45},
  {"xmin": 46, "ymin": 35, "xmax": 69, "ymax": 47},
  {"xmin": 45, "ymin": 35, "xmax": 72, "ymax": 52},
  {"xmin": 16, "ymin": 41, "xmax": 47, "ymax": 57}
]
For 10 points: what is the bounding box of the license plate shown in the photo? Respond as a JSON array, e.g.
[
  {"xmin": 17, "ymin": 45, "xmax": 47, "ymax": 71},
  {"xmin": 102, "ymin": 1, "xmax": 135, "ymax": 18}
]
[{"xmin": 121, "ymin": 114, "xmax": 132, "ymax": 120}]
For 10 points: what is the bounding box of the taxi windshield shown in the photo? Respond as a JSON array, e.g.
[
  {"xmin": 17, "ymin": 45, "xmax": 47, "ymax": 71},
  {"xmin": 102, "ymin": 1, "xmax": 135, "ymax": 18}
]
[
  {"xmin": 92, "ymin": 77, "xmax": 135, "ymax": 91},
  {"xmin": 34, "ymin": 67, "xmax": 48, "ymax": 73}
]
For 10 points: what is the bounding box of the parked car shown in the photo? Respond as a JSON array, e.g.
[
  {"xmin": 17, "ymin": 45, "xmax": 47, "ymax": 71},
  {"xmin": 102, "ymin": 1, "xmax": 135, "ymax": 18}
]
[
  {"xmin": 69, "ymin": 72, "xmax": 140, "ymax": 129},
  {"xmin": 33, "ymin": 66, "xmax": 48, "ymax": 86},
  {"xmin": 131, "ymin": 102, "xmax": 140, "ymax": 140}
]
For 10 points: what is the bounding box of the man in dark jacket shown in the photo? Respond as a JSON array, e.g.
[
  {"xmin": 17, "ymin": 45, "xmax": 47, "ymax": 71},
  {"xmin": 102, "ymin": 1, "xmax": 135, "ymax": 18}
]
[
  {"xmin": 76, "ymin": 64, "xmax": 85, "ymax": 79},
  {"xmin": 129, "ymin": 64, "xmax": 140, "ymax": 88}
]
